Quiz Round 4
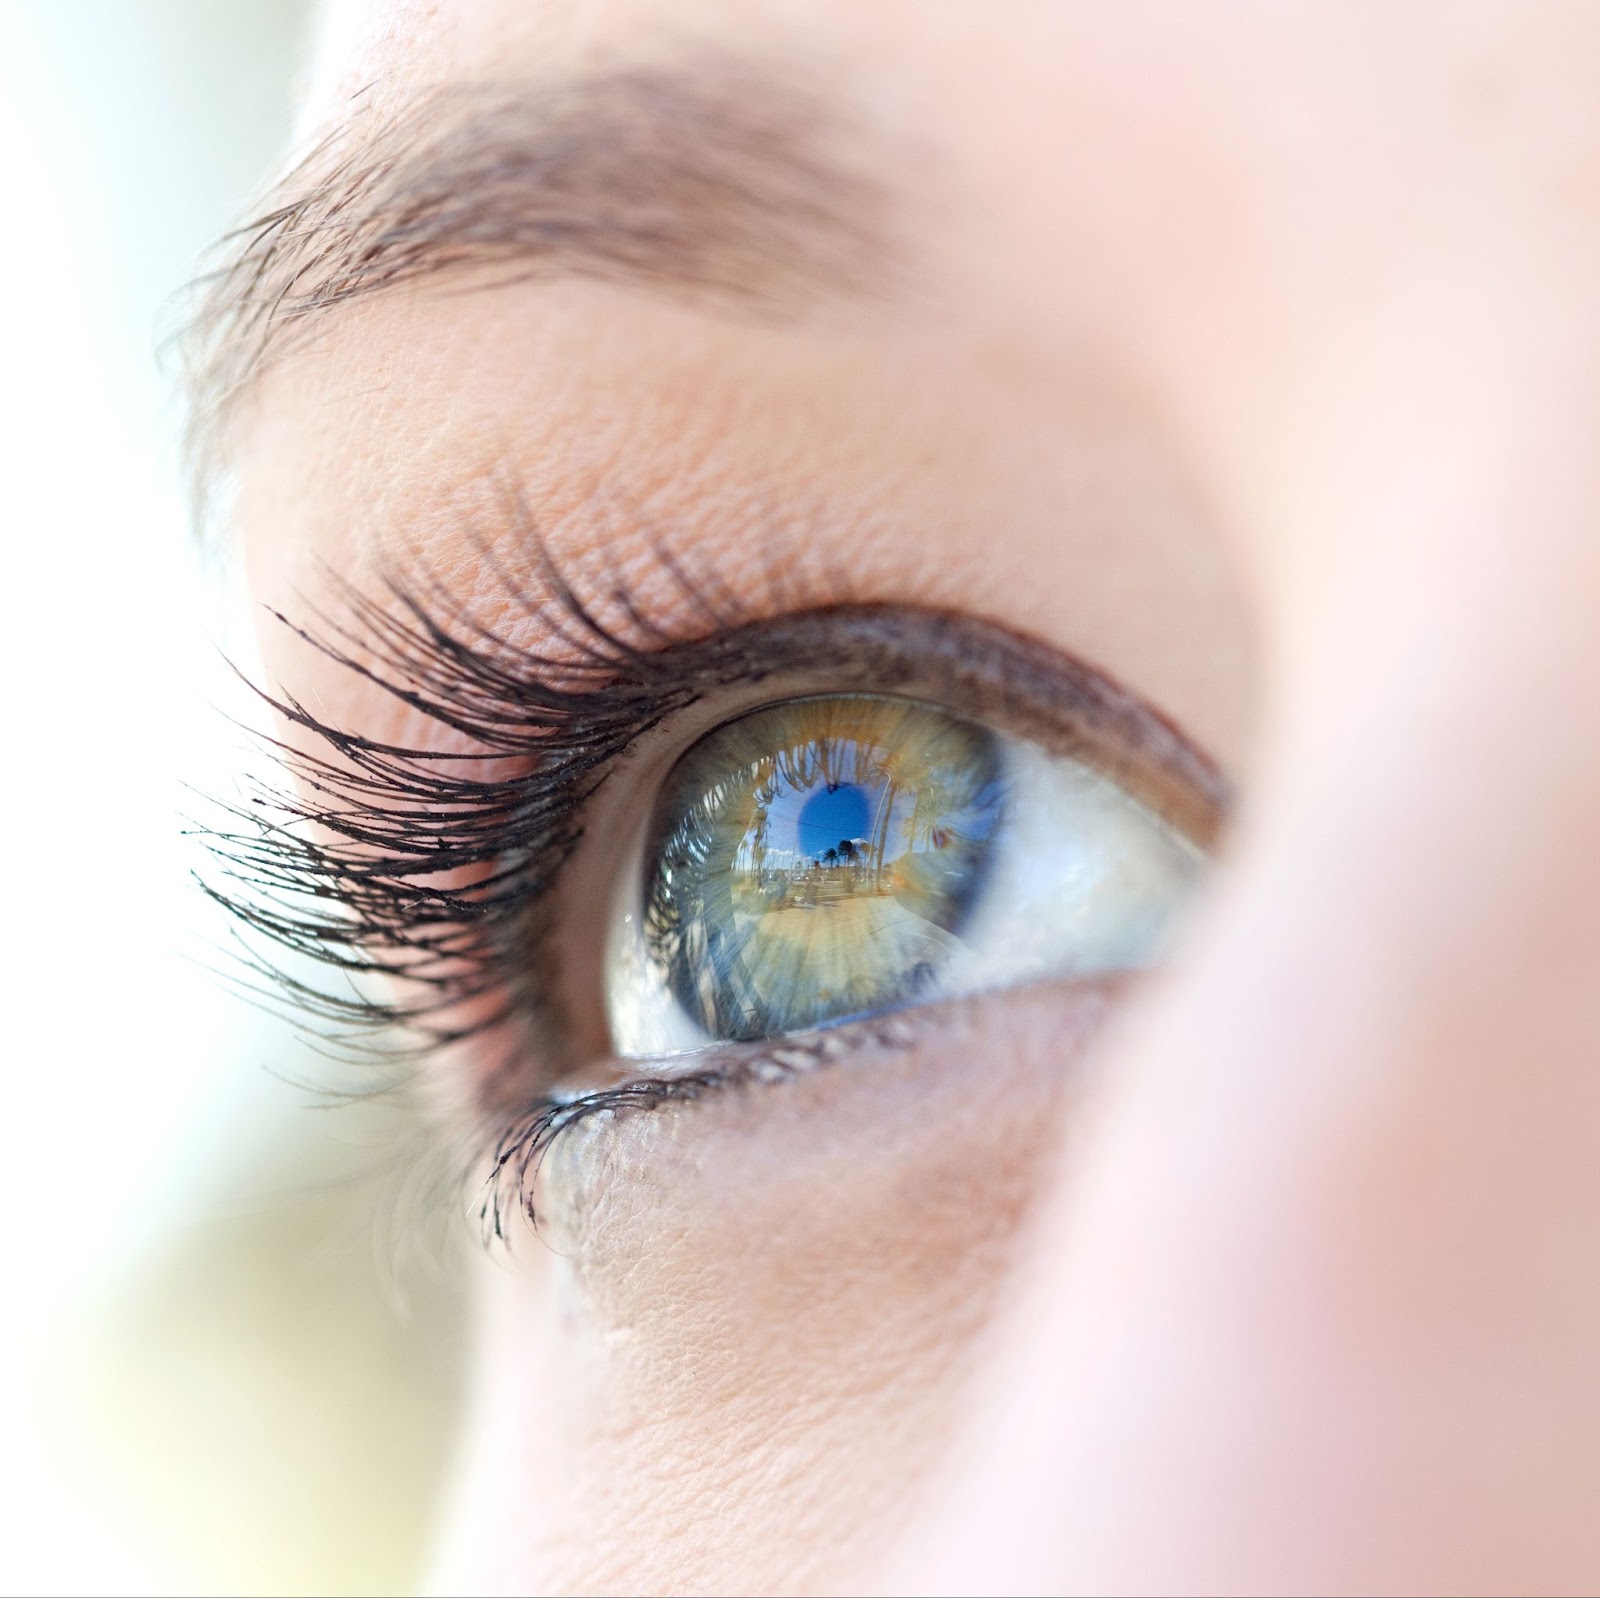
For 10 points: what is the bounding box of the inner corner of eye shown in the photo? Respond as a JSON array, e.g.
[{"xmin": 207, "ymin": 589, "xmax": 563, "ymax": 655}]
[{"xmin": 598, "ymin": 691, "xmax": 1208, "ymax": 1060}]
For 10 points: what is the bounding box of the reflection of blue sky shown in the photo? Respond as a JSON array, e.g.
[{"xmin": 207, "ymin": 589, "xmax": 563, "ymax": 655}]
[
  {"xmin": 757, "ymin": 764, "xmax": 1003, "ymax": 867},
  {"xmin": 796, "ymin": 782, "xmax": 871, "ymax": 857},
  {"xmin": 731, "ymin": 739, "xmax": 1010, "ymax": 875},
  {"xmin": 767, "ymin": 767, "xmax": 908, "ymax": 863}
]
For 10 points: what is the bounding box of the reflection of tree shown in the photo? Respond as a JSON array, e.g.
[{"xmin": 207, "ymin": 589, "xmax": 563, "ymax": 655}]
[{"xmin": 748, "ymin": 764, "xmax": 777, "ymax": 879}]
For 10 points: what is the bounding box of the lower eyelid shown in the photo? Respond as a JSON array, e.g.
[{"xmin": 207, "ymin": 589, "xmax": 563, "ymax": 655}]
[
  {"xmin": 493, "ymin": 975, "xmax": 1131, "ymax": 1249},
  {"xmin": 481, "ymin": 1004, "xmax": 916, "ymax": 1241}
]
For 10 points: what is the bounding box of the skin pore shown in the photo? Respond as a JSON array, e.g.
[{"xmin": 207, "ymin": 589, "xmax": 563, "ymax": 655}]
[{"xmin": 217, "ymin": 2, "xmax": 1600, "ymax": 1592}]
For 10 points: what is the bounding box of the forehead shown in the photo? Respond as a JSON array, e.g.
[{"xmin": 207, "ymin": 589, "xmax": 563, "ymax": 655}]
[
  {"xmin": 227, "ymin": 0, "xmax": 1597, "ymax": 782},
  {"xmin": 235, "ymin": 2, "xmax": 1243, "ymax": 529}
]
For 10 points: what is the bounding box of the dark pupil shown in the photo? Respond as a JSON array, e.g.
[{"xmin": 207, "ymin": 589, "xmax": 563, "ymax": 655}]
[{"xmin": 641, "ymin": 696, "xmax": 1005, "ymax": 1042}]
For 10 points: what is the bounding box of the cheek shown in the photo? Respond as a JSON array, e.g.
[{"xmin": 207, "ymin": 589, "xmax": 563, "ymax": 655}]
[{"xmin": 429, "ymin": 982, "xmax": 1115, "ymax": 1594}]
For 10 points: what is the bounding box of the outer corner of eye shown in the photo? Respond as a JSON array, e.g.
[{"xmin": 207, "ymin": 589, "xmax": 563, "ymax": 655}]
[{"xmin": 600, "ymin": 690, "xmax": 1210, "ymax": 1060}]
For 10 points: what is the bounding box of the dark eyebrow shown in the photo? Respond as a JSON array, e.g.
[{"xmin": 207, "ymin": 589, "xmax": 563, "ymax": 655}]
[{"xmin": 184, "ymin": 58, "xmax": 892, "ymax": 471}]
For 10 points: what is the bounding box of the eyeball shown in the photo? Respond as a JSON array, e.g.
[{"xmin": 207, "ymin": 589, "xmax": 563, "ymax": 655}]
[{"xmin": 604, "ymin": 694, "xmax": 1205, "ymax": 1056}]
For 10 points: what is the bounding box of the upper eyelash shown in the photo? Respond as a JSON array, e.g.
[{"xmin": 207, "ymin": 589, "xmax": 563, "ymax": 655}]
[{"xmin": 202, "ymin": 541, "xmax": 753, "ymax": 1061}]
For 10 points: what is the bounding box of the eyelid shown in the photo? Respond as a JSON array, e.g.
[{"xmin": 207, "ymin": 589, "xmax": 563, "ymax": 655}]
[{"xmin": 559, "ymin": 603, "xmax": 1229, "ymax": 906}]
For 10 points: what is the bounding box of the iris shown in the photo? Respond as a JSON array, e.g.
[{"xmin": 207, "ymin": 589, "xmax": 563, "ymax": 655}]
[
  {"xmin": 639, "ymin": 696, "xmax": 1006, "ymax": 1040},
  {"xmin": 607, "ymin": 690, "xmax": 1205, "ymax": 1056}
]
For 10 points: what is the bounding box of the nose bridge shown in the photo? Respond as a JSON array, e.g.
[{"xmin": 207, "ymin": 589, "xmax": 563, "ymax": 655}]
[
  {"xmin": 1066, "ymin": 494, "xmax": 1600, "ymax": 1581},
  {"xmin": 1152, "ymin": 308, "xmax": 1600, "ymax": 1359},
  {"xmin": 1256, "ymin": 329, "xmax": 1600, "ymax": 1071},
  {"xmin": 1181, "ymin": 680, "xmax": 1600, "ymax": 1318},
  {"xmin": 907, "ymin": 328, "xmax": 1600, "ymax": 1590}
]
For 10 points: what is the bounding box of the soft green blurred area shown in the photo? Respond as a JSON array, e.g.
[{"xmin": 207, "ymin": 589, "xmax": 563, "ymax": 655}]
[
  {"xmin": 0, "ymin": 4, "xmax": 468, "ymax": 1592},
  {"xmin": 76, "ymin": 1169, "xmax": 466, "ymax": 1594}
]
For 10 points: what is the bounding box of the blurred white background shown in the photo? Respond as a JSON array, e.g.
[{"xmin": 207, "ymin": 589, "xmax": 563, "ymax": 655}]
[{"xmin": 0, "ymin": 5, "xmax": 463, "ymax": 1592}]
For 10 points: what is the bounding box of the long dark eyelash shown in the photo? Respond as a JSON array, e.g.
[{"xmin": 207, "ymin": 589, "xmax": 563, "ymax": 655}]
[{"xmin": 201, "ymin": 540, "xmax": 753, "ymax": 1061}]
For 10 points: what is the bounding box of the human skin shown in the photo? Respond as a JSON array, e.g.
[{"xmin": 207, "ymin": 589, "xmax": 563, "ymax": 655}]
[{"xmin": 221, "ymin": 1, "xmax": 1600, "ymax": 1592}]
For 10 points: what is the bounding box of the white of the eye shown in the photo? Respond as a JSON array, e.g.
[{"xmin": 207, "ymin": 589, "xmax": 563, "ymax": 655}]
[
  {"xmin": 603, "ymin": 739, "xmax": 1204, "ymax": 1059},
  {"xmin": 606, "ymin": 901, "xmax": 716, "ymax": 1057},
  {"xmin": 933, "ymin": 741, "xmax": 1203, "ymax": 1000}
]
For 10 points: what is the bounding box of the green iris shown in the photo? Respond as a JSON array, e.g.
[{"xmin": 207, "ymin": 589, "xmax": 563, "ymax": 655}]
[{"xmin": 640, "ymin": 695, "xmax": 1006, "ymax": 1040}]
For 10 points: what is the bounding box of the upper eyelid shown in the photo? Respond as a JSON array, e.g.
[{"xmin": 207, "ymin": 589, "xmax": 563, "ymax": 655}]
[{"xmin": 563, "ymin": 602, "xmax": 1229, "ymax": 875}]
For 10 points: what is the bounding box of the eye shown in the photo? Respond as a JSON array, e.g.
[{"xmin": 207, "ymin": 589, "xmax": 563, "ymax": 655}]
[
  {"xmin": 605, "ymin": 691, "xmax": 1205, "ymax": 1055},
  {"xmin": 206, "ymin": 577, "xmax": 1224, "ymax": 1142}
]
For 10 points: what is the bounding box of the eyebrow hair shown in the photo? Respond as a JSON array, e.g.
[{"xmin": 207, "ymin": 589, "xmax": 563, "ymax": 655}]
[{"xmin": 183, "ymin": 58, "xmax": 891, "ymax": 483}]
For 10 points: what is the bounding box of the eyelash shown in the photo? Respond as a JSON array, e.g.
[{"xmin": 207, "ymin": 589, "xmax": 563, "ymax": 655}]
[
  {"xmin": 209, "ymin": 543, "xmax": 747, "ymax": 1040},
  {"xmin": 202, "ymin": 538, "xmax": 1224, "ymax": 1232}
]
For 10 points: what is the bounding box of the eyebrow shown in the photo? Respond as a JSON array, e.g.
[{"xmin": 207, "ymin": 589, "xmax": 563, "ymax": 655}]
[{"xmin": 185, "ymin": 58, "xmax": 891, "ymax": 467}]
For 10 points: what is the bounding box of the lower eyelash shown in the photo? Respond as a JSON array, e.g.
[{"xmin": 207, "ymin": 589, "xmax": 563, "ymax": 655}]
[{"xmin": 480, "ymin": 1008, "xmax": 922, "ymax": 1239}]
